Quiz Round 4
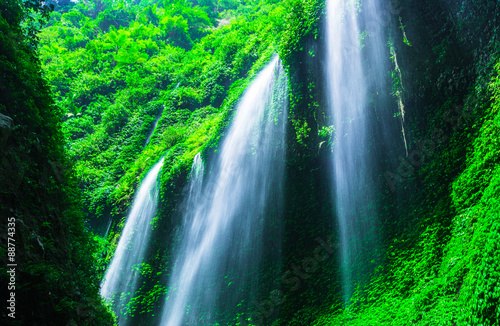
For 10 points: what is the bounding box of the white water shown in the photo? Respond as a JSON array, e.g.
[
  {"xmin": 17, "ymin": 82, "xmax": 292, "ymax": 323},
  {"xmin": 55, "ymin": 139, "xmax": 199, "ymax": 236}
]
[
  {"xmin": 144, "ymin": 117, "xmax": 160, "ymax": 146},
  {"xmin": 145, "ymin": 106, "xmax": 165, "ymax": 147},
  {"xmin": 325, "ymin": 0, "xmax": 389, "ymax": 305},
  {"xmin": 100, "ymin": 157, "xmax": 164, "ymax": 324},
  {"xmin": 161, "ymin": 56, "xmax": 287, "ymax": 325}
]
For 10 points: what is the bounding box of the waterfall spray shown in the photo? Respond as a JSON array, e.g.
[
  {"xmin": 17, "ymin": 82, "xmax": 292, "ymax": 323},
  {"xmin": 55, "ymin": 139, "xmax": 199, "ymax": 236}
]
[
  {"xmin": 100, "ymin": 157, "xmax": 164, "ymax": 325},
  {"xmin": 325, "ymin": 0, "xmax": 393, "ymax": 306},
  {"xmin": 161, "ymin": 56, "xmax": 287, "ymax": 326}
]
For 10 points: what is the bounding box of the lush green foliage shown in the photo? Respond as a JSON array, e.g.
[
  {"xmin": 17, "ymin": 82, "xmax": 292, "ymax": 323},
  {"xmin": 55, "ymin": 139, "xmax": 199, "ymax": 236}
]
[{"xmin": 38, "ymin": 0, "xmax": 287, "ymax": 238}]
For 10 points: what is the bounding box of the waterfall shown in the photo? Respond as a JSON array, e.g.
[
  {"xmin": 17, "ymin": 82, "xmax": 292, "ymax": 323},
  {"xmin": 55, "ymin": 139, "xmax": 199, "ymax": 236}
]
[
  {"xmin": 161, "ymin": 56, "xmax": 287, "ymax": 325},
  {"xmin": 325, "ymin": 0, "xmax": 391, "ymax": 305},
  {"xmin": 144, "ymin": 116, "xmax": 160, "ymax": 146},
  {"xmin": 100, "ymin": 156, "xmax": 164, "ymax": 325},
  {"xmin": 145, "ymin": 105, "xmax": 165, "ymax": 147}
]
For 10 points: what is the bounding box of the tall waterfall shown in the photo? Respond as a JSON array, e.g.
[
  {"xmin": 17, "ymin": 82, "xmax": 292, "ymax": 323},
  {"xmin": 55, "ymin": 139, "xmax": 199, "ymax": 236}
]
[
  {"xmin": 100, "ymin": 157, "xmax": 164, "ymax": 324},
  {"xmin": 161, "ymin": 56, "xmax": 287, "ymax": 325},
  {"xmin": 325, "ymin": 0, "xmax": 391, "ymax": 305}
]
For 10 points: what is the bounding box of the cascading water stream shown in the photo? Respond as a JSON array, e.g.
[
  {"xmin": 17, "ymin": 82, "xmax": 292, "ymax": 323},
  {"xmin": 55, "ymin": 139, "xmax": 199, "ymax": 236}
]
[
  {"xmin": 325, "ymin": 0, "xmax": 391, "ymax": 305},
  {"xmin": 144, "ymin": 116, "xmax": 161, "ymax": 146},
  {"xmin": 161, "ymin": 56, "xmax": 287, "ymax": 325},
  {"xmin": 100, "ymin": 157, "xmax": 164, "ymax": 325},
  {"xmin": 145, "ymin": 106, "xmax": 164, "ymax": 147}
]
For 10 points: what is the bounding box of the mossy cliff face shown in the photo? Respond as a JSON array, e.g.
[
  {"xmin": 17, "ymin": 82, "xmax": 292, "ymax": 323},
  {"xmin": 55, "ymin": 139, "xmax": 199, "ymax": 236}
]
[
  {"xmin": 0, "ymin": 1, "xmax": 114, "ymax": 325},
  {"xmin": 303, "ymin": 0, "xmax": 500, "ymax": 324}
]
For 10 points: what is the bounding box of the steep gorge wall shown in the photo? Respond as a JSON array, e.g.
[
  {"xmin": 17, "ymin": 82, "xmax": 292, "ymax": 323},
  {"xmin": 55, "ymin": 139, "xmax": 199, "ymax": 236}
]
[
  {"xmin": 274, "ymin": 0, "xmax": 499, "ymax": 324},
  {"xmin": 0, "ymin": 1, "xmax": 114, "ymax": 324}
]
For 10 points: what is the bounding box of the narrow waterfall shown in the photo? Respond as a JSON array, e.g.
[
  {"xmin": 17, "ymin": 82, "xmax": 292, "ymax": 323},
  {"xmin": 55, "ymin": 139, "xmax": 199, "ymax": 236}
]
[
  {"xmin": 100, "ymin": 157, "xmax": 164, "ymax": 324},
  {"xmin": 144, "ymin": 116, "xmax": 160, "ymax": 146},
  {"xmin": 325, "ymin": 0, "xmax": 390, "ymax": 305},
  {"xmin": 185, "ymin": 153, "xmax": 205, "ymax": 210},
  {"xmin": 161, "ymin": 56, "xmax": 287, "ymax": 325},
  {"xmin": 145, "ymin": 106, "xmax": 164, "ymax": 147}
]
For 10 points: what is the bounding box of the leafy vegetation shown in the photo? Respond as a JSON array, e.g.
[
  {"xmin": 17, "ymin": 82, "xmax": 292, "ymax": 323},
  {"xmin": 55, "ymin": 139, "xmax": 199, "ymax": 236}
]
[{"xmin": 38, "ymin": 0, "xmax": 289, "ymax": 234}]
